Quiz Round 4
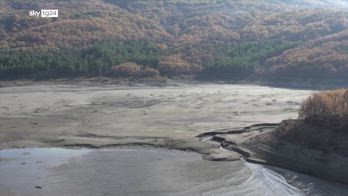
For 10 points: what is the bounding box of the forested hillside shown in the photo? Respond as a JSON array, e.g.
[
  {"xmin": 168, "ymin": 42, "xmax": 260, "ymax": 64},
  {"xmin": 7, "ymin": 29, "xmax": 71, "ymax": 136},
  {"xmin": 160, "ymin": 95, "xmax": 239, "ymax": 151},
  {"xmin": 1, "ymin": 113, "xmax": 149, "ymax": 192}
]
[{"xmin": 1, "ymin": 0, "xmax": 348, "ymax": 83}]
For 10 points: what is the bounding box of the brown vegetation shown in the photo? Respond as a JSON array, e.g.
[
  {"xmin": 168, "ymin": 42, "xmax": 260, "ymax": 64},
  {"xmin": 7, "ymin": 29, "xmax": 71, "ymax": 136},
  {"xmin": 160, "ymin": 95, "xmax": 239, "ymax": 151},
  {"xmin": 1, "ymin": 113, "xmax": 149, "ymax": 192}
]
[
  {"xmin": 0, "ymin": 0, "xmax": 169, "ymax": 49},
  {"xmin": 2, "ymin": 0, "xmax": 348, "ymax": 50},
  {"xmin": 2, "ymin": 0, "xmax": 348, "ymax": 81},
  {"xmin": 299, "ymin": 89, "xmax": 348, "ymax": 129},
  {"xmin": 111, "ymin": 62, "xmax": 159, "ymax": 78},
  {"xmin": 266, "ymin": 30, "xmax": 348, "ymax": 80},
  {"xmin": 158, "ymin": 55, "xmax": 203, "ymax": 75}
]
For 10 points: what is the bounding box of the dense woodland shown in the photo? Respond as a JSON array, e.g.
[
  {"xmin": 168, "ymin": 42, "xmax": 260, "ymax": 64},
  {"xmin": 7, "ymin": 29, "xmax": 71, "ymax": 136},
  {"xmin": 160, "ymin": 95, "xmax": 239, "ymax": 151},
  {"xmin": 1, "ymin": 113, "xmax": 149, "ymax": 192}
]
[
  {"xmin": 1, "ymin": 0, "xmax": 348, "ymax": 82},
  {"xmin": 0, "ymin": 41, "xmax": 160, "ymax": 78}
]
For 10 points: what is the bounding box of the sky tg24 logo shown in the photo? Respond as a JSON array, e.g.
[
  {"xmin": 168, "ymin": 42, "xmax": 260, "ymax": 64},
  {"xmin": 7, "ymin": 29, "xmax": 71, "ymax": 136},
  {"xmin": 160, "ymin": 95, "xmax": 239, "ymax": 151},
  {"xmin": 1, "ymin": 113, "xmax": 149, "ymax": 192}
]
[{"xmin": 29, "ymin": 9, "xmax": 59, "ymax": 18}]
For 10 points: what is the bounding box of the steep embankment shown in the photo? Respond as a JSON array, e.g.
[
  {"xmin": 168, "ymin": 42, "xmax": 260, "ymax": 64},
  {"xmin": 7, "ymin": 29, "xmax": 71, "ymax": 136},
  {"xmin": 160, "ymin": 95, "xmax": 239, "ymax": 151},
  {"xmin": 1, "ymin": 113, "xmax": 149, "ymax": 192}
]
[
  {"xmin": 240, "ymin": 120, "xmax": 348, "ymax": 184},
  {"xmin": 241, "ymin": 89, "xmax": 348, "ymax": 184},
  {"xmin": 198, "ymin": 119, "xmax": 348, "ymax": 184}
]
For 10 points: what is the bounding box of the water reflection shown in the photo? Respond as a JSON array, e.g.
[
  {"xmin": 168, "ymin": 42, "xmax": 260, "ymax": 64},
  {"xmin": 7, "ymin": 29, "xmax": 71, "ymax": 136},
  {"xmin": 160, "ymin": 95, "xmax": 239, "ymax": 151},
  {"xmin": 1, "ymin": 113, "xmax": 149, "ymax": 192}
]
[{"xmin": 0, "ymin": 147, "xmax": 348, "ymax": 196}]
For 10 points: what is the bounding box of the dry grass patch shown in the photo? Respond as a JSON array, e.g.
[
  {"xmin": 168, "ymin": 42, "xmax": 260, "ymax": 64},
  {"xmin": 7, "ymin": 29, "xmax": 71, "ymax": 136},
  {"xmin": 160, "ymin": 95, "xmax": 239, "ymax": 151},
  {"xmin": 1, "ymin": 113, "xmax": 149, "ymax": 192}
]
[{"xmin": 299, "ymin": 89, "xmax": 348, "ymax": 129}]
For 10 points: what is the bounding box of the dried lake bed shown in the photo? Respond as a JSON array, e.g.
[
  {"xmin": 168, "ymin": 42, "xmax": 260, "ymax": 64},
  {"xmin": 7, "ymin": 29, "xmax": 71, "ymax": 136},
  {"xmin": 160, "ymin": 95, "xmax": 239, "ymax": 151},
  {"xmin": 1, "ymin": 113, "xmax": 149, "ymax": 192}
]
[{"xmin": 1, "ymin": 82, "xmax": 348, "ymax": 195}]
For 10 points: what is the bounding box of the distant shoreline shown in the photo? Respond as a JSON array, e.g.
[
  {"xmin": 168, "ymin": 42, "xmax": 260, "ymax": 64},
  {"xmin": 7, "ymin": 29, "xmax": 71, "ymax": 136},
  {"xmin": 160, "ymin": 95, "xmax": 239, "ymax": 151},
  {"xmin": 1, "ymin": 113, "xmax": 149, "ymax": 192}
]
[{"xmin": 1, "ymin": 76, "xmax": 347, "ymax": 90}]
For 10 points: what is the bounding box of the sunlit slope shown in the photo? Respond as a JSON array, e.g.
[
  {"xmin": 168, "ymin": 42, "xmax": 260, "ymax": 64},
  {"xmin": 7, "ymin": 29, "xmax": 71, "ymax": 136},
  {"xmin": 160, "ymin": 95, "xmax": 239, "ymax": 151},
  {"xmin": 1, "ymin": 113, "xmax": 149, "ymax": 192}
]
[
  {"xmin": 1, "ymin": 0, "xmax": 348, "ymax": 82},
  {"xmin": 0, "ymin": 0, "xmax": 169, "ymax": 49}
]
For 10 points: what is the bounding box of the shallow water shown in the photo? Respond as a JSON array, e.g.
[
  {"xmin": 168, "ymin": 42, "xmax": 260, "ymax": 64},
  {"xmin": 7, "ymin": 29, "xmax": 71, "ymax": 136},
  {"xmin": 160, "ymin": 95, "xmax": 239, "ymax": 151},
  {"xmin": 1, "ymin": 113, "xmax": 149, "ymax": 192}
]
[{"xmin": 1, "ymin": 147, "xmax": 348, "ymax": 196}]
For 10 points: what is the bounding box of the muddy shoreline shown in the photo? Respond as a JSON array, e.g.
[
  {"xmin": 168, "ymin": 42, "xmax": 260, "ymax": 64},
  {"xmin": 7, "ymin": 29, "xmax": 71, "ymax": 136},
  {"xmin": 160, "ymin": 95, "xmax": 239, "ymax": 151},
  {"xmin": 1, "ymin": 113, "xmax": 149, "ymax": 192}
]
[
  {"xmin": 0, "ymin": 82, "xmax": 310, "ymax": 161},
  {"xmin": 7, "ymin": 146, "xmax": 336, "ymax": 196},
  {"xmin": 2, "ymin": 126, "xmax": 348, "ymax": 196},
  {"xmin": 3, "ymin": 117, "xmax": 347, "ymax": 187},
  {"xmin": 4, "ymin": 82, "xmax": 346, "ymax": 192}
]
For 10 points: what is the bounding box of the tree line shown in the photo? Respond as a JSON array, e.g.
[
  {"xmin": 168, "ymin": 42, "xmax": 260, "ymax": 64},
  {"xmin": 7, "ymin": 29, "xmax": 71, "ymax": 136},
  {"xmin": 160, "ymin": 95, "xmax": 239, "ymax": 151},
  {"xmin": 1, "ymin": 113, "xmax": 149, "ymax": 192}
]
[
  {"xmin": 0, "ymin": 40, "xmax": 160, "ymax": 79},
  {"xmin": 199, "ymin": 40, "xmax": 298, "ymax": 79},
  {"xmin": 0, "ymin": 39, "xmax": 299, "ymax": 80}
]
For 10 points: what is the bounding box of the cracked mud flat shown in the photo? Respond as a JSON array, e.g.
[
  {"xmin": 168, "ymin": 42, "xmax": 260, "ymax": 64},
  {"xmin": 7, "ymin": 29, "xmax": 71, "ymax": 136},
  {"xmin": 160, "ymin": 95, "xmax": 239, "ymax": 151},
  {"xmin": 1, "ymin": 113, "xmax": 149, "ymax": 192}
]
[{"xmin": 1, "ymin": 82, "xmax": 348, "ymax": 195}]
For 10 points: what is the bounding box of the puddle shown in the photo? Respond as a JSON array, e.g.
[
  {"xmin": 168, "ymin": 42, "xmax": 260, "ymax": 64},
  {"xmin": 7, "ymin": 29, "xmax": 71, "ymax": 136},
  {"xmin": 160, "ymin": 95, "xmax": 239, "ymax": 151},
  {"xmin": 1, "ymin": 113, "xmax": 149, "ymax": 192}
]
[{"xmin": 0, "ymin": 148, "xmax": 90, "ymax": 196}]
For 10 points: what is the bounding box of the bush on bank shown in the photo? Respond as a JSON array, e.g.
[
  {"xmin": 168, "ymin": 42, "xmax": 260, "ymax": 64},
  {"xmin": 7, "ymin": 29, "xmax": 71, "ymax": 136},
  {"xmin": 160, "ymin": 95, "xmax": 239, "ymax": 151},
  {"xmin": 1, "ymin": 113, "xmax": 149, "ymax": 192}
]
[
  {"xmin": 299, "ymin": 89, "xmax": 348, "ymax": 129},
  {"xmin": 110, "ymin": 62, "xmax": 159, "ymax": 78}
]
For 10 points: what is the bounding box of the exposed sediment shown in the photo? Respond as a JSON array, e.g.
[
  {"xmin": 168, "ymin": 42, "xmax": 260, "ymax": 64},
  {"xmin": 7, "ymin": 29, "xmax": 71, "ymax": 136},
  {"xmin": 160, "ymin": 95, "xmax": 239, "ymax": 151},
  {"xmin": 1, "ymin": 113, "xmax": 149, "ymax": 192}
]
[
  {"xmin": 0, "ymin": 82, "xmax": 309, "ymax": 158},
  {"xmin": 6, "ymin": 83, "xmax": 346, "ymax": 186},
  {"xmin": 199, "ymin": 120, "xmax": 348, "ymax": 185}
]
